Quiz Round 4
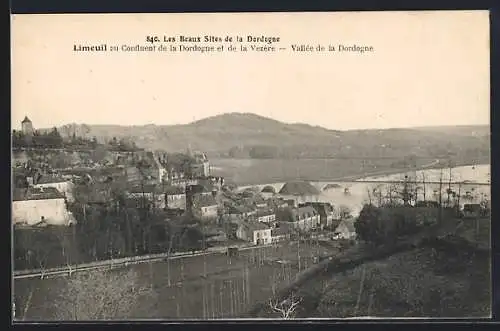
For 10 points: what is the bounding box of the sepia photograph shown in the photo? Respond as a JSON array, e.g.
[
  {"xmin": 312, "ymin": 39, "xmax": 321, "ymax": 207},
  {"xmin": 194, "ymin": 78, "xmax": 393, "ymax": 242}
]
[{"xmin": 11, "ymin": 11, "xmax": 491, "ymax": 321}]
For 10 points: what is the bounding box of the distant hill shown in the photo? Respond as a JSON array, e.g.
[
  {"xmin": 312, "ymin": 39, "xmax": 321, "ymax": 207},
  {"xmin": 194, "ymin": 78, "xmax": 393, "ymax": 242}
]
[{"xmin": 45, "ymin": 113, "xmax": 490, "ymax": 161}]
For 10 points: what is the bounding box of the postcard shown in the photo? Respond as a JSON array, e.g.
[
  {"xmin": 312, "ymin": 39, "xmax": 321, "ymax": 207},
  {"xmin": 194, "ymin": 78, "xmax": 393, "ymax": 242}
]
[{"xmin": 11, "ymin": 11, "xmax": 491, "ymax": 321}]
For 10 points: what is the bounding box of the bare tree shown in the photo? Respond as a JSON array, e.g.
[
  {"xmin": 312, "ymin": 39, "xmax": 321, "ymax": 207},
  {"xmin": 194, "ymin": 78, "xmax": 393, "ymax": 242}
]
[
  {"xmin": 165, "ymin": 224, "xmax": 179, "ymax": 287},
  {"xmin": 421, "ymin": 172, "xmax": 427, "ymax": 202},
  {"xmin": 32, "ymin": 242, "xmax": 50, "ymax": 279},
  {"xmin": 438, "ymin": 169, "xmax": 444, "ymax": 223},
  {"xmin": 54, "ymin": 227, "xmax": 77, "ymax": 276},
  {"xmin": 268, "ymin": 293, "xmax": 302, "ymax": 319},
  {"xmin": 54, "ymin": 269, "xmax": 156, "ymax": 320},
  {"xmin": 365, "ymin": 187, "xmax": 373, "ymax": 205},
  {"xmin": 373, "ymin": 185, "xmax": 384, "ymax": 207}
]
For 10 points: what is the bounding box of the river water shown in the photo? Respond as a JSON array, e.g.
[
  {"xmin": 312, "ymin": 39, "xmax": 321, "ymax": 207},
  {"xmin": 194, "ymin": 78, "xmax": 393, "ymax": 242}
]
[{"xmin": 240, "ymin": 164, "xmax": 490, "ymax": 217}]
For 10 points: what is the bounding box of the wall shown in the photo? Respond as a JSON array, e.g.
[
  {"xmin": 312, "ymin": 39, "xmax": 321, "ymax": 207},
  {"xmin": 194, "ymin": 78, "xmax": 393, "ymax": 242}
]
[
  {"xmin": 236, "ymin": 226, "xmax": 250, "ymax": 242},
  {"xmin": 12, "ymin": 198, "xmax": 72, "ymax": 226},
  {"xmin": 279, "ymin": 194, "xmax": 320, "ymax": 207},
  {"xmin": 203, "ymin": 161, "xmax": 210, "ymax": 177},
  {"xmin": 294, "ymin": 215, "xmax": 321, "ymax": 231},
  {"xmin": 166, "ymin": 194, "xmax": 186, "ymax": 210},
  {"xmin": 201, "ymin": 205, "xmax": 218, "ymax": 218},
  {"xmin": 334, "ymin": 223, "xmax": 356, "ymax": 239},
  {"xmin": 257, "ymin": 214, "xmax": 276, "ymax": 223},
  {"xmin": 253, "ymin": 229, "xmax": 272, "ymax": 245}
]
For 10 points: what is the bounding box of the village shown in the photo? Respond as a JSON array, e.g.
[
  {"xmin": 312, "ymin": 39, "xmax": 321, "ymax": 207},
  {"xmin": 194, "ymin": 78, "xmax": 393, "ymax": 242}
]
[
  {"xmin": 12, "ymin": 116, "xmax": 360, "ymax": 273},
  {"xmin": 12, "ymin": 116, "xmax": 492, "ymax": 321}
]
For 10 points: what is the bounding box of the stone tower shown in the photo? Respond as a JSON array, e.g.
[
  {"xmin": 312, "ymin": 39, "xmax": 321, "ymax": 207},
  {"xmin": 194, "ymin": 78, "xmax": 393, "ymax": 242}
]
[{"xmin": 21, "ymin": 116, "xmax": 34, "ymax": 136}]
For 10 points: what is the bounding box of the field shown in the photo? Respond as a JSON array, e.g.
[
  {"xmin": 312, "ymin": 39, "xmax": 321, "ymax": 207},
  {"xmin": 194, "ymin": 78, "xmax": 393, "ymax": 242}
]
[
  {"xmin": 286, "ymin": 245, "xmax": 490, "ymax": 318},
  {"xmin": 14, "ymin": 240, "xmax": 341, "ymax": 320},
  {"xmin": 254, "ymin": 215, "xmax": 491, "ymax": 319}
]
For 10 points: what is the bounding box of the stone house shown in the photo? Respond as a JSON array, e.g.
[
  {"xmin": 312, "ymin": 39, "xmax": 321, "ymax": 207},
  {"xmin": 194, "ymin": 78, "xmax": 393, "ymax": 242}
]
[
  {"xmin": 33, "ymin": 176, "xmax": 75, "ymax": 202},
  {"xmin": 236, "ymin": 221, "xmax": 272, "ymax": 245},
  {"xmin": 164, "ymin": 186, "xmax": 187, "ymax": 210},
  {"xmin": 127, "ymin": 184, "xmax": 166, "ymax": 209},
  {"xmin": 271, "ymin": 226, "xmax": 291, "ymax": 243},
  {"xmin": 12, "ymin": 187, "xmax": 76, "ymax": 226},
  {"xmin": 191, "ymin": 194, "xmax": 218, "ymax": 220},
  {"xmin": 291, "ymin": 206, "xmax": 321, "ymax": 232}
]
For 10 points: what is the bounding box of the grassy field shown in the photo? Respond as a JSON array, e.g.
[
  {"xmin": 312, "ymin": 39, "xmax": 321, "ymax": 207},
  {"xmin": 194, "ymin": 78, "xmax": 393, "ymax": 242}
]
[
  {"xmin": 293, "ymin": 245, "xmax": 490, "ymax": 318},
  {"xmin": 14, "ymin": 240, "xmax": 340, "ymax": 320},
  {"xmin": 255, "ymin": 217, "xmax": 491, "ymax": 319}
]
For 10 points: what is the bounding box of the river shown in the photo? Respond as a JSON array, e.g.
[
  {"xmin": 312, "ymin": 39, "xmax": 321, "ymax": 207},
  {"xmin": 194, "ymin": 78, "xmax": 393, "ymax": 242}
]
[{"xmin": 239, "ymin": 164, "xmax": 490, "ymax": 217}]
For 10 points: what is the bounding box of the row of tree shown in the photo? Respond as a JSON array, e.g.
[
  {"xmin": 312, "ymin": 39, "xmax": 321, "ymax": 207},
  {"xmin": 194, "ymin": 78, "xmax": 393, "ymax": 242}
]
[
  {"xmin": 354, "ymin": 171, "xmax": 490, "ymax": 246},
  {"xmin": 13, "ymin": 128, "xmax": 64, "ymax": 148},
  {"xmin": 14, "ymin": 181, "xmax": 205, "ymax": 272}
]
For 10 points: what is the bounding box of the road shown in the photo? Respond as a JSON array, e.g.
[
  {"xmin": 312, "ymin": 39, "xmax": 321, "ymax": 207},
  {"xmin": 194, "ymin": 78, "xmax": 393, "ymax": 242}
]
[{"xmin": 13, "ymin": 242, "xmax": 280, "ymax": 280}]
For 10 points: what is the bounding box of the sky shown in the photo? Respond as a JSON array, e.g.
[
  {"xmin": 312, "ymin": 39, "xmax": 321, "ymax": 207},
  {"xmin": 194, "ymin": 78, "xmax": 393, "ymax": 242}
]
[{"xmin": 11, "ymin": 11, "xmax": 490, "ymax": 131}]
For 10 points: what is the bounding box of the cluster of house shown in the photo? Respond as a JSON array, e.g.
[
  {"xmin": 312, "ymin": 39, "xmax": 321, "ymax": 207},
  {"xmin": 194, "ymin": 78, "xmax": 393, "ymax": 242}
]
[
  {"xmin": 12, "ymin": 118, "xmax": 357, "ymax": 243},
  {"xmin": 225, "ymin": 183, "xmax": 357, "ymax": 246},
  {"xmin": 12, "ymin": 127, "xmax": 223, "ymax": 227}
]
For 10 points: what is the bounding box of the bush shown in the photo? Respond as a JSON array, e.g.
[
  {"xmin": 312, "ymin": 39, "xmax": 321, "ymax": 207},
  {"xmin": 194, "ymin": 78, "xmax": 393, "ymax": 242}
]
[{"xmin": 354, "ymin": 205, "xmax": 426, "ymax": 245}]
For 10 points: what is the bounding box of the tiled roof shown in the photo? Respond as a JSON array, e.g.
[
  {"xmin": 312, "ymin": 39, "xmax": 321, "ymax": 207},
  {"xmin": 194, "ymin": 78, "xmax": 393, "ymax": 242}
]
[
  {"xmin": 256, "ymin": 210, "xmax": 275, "ymax": 218},
  {"xmin": 164, "ymin": 186, "xmax": 185, "ymax": 195},
  {"xmin": 13, "ymin": 187, "xmax": 65, "ymax": 201},
  {"xmin": 128, "ymin": 184, "xmax": 164, "ymax": 194},
  {"xmin": 241, "ymin": 221, "xmax": 270, "ymax": 232},
  {"xmin": 228, "ymin": 205, "xmax": 256, "ymax": 214},
  {"xmin": 301, "ymin": 202, "xmax": 333, "ymax": 216},
  {"xmin": 296, "ymin": 206, "xmax": 317, "ymax": 218},
  {"xmin": 194, "ymin": 194, "xmax": 217, "ymax": 207},
  {"xmin": 35, "ymin": 176, "xmax": 68, "ymax": 184},
  {"xmin": 261, "ymin": 185, "xmax": 276, "ymax": 193},
  {"xmin": 271, "ymin": 227, "xmax": 290, "ymax": 236},
  {"xmin": 279, "ymin": 181, "xmax": 320, "ymax": 196}
]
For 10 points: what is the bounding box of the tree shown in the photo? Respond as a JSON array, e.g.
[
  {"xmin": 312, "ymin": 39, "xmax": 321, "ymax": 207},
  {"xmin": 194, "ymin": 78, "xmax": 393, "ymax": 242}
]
[
  {"xmin": 354, "ymin": 204, "xmax": 384, "ymax": 245},
  {"xmin": 54, "ymin": 269, "xmax": 156, "ymax": 320},
  {"xmin": 268, "ymin": 293, "xmax": 302, "ymax": 319},
  {"xmin": 249, "ymin": 145, "xmax": 279, "ymax": 159},
  {"xmin": 276, "ymin": 207, "xmax": 295, "ymax": 223},
  {"xmin": 54, "ymin": 227, "xmax": 79, "ymax": 276},
  {"xmin": 30, "ymin": 237, "xmax": 51, "ymax": 279}
]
